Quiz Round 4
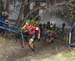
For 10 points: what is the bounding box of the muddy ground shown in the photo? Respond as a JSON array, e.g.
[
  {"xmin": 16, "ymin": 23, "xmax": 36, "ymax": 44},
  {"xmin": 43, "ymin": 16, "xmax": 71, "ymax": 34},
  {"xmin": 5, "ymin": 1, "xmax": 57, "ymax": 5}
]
[{"xmin": 0, "ymin": 34, "xmax": 75, "ymax": 61}]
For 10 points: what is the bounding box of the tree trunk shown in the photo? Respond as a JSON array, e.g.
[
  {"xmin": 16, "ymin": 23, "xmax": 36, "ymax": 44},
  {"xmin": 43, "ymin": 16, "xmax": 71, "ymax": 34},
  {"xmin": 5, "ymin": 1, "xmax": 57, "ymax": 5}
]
[
  {"xmin": 0, "ymin": 0, "xmax": 4, "ymax": 16},
  {"xmin": 24, "ymin": 3, "xmax": 30, "ymax": 18},
  {"xmin": 16, "ymin": 0, "xmax": 29, "ymax": 25},
  {"xmin": 4, "ymin": 0, "xmax": 10, "ymax": 12}
]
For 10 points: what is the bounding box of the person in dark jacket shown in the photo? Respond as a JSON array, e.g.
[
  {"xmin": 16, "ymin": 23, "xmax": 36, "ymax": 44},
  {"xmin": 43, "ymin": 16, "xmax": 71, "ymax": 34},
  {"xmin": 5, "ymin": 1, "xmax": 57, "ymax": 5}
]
[{"xmin": 0, "ymin": 11, "xmax": 8, "ymax": 35}]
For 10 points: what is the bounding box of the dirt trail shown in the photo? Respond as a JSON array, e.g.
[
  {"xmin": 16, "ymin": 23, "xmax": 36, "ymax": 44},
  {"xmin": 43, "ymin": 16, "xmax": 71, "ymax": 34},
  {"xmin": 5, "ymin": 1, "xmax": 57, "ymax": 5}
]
[{"xmin": 0, "ymin": 36, "xmax": 75, "ymax": 61}]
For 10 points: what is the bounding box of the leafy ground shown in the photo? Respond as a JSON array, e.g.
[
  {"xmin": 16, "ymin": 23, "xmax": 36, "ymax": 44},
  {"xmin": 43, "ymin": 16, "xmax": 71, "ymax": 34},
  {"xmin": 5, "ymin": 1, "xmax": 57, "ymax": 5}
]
[{"xmin": 0, "ymin": 35, "xmax": 75, "ymax": 61}]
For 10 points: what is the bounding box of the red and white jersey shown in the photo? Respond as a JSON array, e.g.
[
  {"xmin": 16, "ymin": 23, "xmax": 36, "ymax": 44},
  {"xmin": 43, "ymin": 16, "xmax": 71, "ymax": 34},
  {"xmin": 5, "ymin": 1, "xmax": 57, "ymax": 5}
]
[{"xmin": 24, "ymin": 24, "xmax": 40, "ymax": 35}]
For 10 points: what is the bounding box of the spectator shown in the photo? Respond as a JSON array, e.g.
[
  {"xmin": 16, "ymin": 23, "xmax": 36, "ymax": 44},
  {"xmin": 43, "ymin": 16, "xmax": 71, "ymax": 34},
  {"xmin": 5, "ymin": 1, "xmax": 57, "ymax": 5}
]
[
  {"xmin": 46, "ymin": 21, "xmax": 50, "ymax": 30},
  {"xmin": 0, "ymin": 11, "xmax": 8, "ymax": 36},
  {"xmin": 62, "ymin": 23, "xmax": 65, "ymax": 31},
  {"xmin": 50, "ymin": 23, "xmax": 53, "ymax": 30},
  {"xmin": 2, "ymin": 11, "xmax": 8, "ymax": 20},
  {"xmin": 53, "ymin": 23, "xmax": 56, "ymax": 30}
]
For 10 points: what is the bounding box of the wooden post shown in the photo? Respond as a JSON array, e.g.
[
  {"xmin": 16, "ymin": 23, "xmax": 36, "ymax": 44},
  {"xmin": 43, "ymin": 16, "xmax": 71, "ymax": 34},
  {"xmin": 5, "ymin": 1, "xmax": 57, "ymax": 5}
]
[
  {"xmin": 69, "ymin": 32, "xmax": 72, "ymax": 48},
  {"xmin": 21, "ymin": 31, "xmax": 25, "ymax": 48}
]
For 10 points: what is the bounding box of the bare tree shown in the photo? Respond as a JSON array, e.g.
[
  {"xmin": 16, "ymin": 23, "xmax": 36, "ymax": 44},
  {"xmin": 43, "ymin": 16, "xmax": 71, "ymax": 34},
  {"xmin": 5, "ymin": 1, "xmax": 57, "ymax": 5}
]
[{"xmin": 16, "ymin": 0, "xmax": 29, "ymax": 25}]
